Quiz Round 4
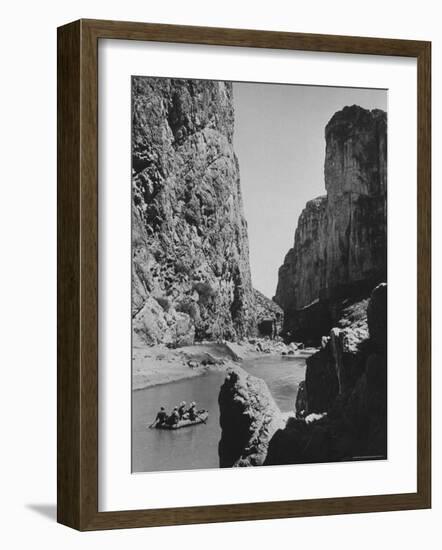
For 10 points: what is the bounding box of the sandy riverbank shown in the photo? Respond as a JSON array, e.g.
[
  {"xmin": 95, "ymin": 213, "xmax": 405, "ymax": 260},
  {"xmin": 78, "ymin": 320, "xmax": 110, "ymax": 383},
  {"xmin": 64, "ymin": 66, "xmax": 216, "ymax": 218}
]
[
  {"xmin": 132, "ymin": 343, "xmax": 235, "ymax": 390},
  {"xmin": 132, "ymin": 340, "xmax": 317, "ymax": 390}
]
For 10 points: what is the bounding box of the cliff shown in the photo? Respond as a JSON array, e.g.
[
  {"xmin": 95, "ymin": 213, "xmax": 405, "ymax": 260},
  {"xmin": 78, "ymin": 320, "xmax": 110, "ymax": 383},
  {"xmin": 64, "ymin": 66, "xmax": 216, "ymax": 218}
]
[
  {"xmin": 274, "ymin": 105, "xmax": 387, "ymax": 341},
  {"xmin": 218, "ymin": 284, "xmax": 387, "ymax": 466},
  {"xmin": 253, "ymin": 289, "xmax": 284, "ymax": 337},
  {"xmin": 266, "ymin": 283, "xmax": 387, "ymax": 464},
  {"xmin": 131, "ymin": 77, "xmax": 256, "ymax": 347}
]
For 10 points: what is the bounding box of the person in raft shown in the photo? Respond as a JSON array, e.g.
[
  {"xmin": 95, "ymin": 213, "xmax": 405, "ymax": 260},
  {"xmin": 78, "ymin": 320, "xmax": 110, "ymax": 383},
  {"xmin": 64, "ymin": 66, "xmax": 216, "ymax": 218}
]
[
  {"xmin": 178, "ymin": 401, "xmax": 187, "ymax": 419},
  {"xmin": 152, "ymin": 406, "xmax": 167, "ymax": 427},
  {"xmin": 167, "ymin": 406, "xmax": 180, "ymax": 426},
  {"xmin": 187, "ymin": 402, "xmax": 197, "ymax": 421}
]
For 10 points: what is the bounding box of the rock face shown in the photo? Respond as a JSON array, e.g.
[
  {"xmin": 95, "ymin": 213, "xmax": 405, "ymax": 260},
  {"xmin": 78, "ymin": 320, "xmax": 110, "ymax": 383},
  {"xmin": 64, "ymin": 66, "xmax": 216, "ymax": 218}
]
[
  {"xmin": 218, "ymin": 370, "xmax": 284, "ymax": 467},
  {"xmin": 305, "ymin": 298, "xmax": 370, "ymax": 412},
  {"xmin": 253, "ymin": 289, "xmax": 284, "ymax": 338},
  {"xmin": 274, "ymin": 105, "xmax": 387, "ymax": 341},
  {"xmin": 132, "ymin": 77, "xmax": 256, "ymax": 346},
  {"xmin": 275, "ymin": 196, "xmax": 327, "ymax": 316},
  {"xmin": 218, "ymin": 284, "xmax": 387, "ymax": 467},
  {"xmin": 265, "ymin": 283, "xmax": 387, "ymax": 465}
]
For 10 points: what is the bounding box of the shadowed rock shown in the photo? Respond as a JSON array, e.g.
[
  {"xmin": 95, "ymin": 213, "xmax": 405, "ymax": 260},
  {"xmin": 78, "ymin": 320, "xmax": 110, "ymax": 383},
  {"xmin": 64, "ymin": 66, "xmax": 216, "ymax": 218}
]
[
  {"xmin": 254, "ymin": 289, "xmax": 284, "ymax": 338},
  {"xmin": 266, "ymin": 283, "xmax": 387, "ymax": 465},
  {"xmin": 218, "ymin": 370, "xmax": 284, "ymax": 467},
  {"xmin": 219, "ymin": 284, "xmax": 387, "ymax": 467},
  {"xmin": 367, "ymin": 282, "xmax": 387, "ymax": 354}
]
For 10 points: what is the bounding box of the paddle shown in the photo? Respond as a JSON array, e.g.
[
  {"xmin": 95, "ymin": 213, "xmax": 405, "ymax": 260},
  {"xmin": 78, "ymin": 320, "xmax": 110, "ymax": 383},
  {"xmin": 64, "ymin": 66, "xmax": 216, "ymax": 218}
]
[{"xmin": 147, "ymin": 415, "xmax": 163, "ymax": 428}]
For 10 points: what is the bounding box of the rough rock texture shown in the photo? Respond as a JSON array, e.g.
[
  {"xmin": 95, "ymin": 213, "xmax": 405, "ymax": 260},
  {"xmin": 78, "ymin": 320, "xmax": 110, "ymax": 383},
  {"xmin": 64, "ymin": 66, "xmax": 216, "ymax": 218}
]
[
  {"xmin": 265, "ymin": 283, "xmax": 387, "ymax": 465},
  {"xmin": 274, "ymin": 105, "xmax": 387, "ymax": 342},
  {"xmin": 275, "ymin": 196, "xmax": 327, "ymax": 316},
  {"xmin": 218, "ymin": 284, "xmax": 387, "ymax": 467},
  {"xmin": 253, "ymin": 289, "xmax": 284, "ymax": 338},
  {"xmin": 132, "ymin": 296, "xmax": 196, "ymax": 347},
  {"xmin": 218, "ymin": 370, "xmax": 284, "ymax": 467},
  {"xmin": 305, "ymin": 298, "xmax": 370, "ymax": 412},
  {"xmin": 367, "ymin": 282, "xmax": 387, "ymax": 354},
  {"xmin": 132, "ymin": 77, "xmax": 256, "ymax": 346},
  {"xmin": 295, "ymin": 380, "xmax": 307, "ymax": 417}
]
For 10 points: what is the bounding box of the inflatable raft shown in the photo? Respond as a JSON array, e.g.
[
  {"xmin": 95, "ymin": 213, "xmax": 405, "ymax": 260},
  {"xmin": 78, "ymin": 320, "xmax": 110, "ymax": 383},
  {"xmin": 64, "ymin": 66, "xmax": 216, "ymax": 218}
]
[{"xmin": 154, "ymin": 411, "xmax": 209, "ymax": 430}]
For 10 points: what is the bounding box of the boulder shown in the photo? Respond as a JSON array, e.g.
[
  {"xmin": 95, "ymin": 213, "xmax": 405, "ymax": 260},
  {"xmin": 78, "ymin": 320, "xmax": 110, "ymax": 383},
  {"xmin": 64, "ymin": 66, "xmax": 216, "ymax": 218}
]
[{"xmin": 218, "ymin": 370, "xmax": 284, "ymax": 467}]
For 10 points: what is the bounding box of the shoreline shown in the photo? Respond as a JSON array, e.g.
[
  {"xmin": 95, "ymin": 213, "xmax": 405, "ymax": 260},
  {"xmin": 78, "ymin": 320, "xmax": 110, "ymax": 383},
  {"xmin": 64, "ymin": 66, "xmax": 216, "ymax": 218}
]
[
  {"xmin": 132, "ymin": 340, "xmax": 317, "ymax": 391},
  {"xmin": 132, "ymin": 362, "xmax": 233, "ymax": 390}
]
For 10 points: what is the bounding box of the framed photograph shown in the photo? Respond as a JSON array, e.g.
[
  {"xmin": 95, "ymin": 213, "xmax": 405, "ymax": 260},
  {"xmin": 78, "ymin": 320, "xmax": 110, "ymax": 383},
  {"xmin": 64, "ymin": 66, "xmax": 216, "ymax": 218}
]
[{"xmin": 57, "ymin": 19, "xmax": 431, "ymax": 530}]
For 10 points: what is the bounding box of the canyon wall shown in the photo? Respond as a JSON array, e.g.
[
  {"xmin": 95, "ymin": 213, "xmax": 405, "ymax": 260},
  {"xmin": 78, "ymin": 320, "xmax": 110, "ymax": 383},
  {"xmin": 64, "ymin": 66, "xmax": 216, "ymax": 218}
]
[
  {"xmin": 266, "ymin": 283, "xmax": 387, "ymax": 465},
  {"xmin": 253, "ymin": 289, "xmax": 284, "ymax": 338},
  {"xmin": 274, "ymin": 105, "xmax": 387, "ymax": 341},
  {"xmin": 131, "ymin": 77, "xmax": 256, "ymax": 347},
  {"xmin": 218, "ymin": 284, "xmax": 387, "ymax": 466}
]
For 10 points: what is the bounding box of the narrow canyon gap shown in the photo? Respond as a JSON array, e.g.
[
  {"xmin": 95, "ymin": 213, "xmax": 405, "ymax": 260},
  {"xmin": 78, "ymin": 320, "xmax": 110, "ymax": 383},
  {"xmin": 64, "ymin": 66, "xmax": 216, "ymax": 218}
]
[{"xmin": 130, "ymin": 76, "xmax": 388, "ymax": 472}]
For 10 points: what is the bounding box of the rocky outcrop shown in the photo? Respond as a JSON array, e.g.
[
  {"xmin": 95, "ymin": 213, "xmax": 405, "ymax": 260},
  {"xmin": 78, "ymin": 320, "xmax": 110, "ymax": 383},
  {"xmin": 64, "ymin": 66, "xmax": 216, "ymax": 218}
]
[
  {"xmin": 218, "ymin": 370, "xmax": 284, "ymax": 467},
  {"xmin": 305, "ymin": 298, "xmax": 369, "ymax": 412},
  {"xmin": 253, "ymin": 289, "xmax": 283, "ymax": 338},
  {"xmin": 218, "ymin": 284, "xmax": 387, "ymax": 466},
  {"xmin": 295, "ymin": 380, "xmax": 307, "ymax": 417},
  {"xmin": 132, "ymin": 77, "xmax": 256, "ymax": 346},
  {"xmin": 265, "ymin": 283, "xmax": 387, "ymax": 464},
  {"xmin": 274, "ymin": 105, "xmax": 387, "ymax": 342},
  {"xmin": 367, "ymin": 282, "xmax": 387, "ymax": 354}
]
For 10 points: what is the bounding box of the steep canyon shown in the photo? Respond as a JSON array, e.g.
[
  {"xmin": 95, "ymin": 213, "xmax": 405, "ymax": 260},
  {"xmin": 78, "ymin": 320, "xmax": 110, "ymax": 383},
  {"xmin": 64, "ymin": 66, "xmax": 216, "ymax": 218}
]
[
  {"xmin": 131, "ymin": 77, "xmax": 256, "ymax": 347},
  {"xmin": 275, "ymin": 105, "xmax": 387, "ymax": 342}
]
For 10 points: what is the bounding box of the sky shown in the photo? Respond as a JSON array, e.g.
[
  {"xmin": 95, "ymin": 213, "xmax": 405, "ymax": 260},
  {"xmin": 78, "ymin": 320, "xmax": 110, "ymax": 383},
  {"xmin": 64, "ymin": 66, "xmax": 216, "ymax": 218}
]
[{"xmin": 232, "ymin": 82, "xmax": 387, "ymax": 299}]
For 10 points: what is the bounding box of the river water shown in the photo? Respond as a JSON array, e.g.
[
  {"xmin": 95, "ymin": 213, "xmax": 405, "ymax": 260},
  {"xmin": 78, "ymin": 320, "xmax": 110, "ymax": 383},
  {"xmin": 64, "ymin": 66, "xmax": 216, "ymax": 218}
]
[{"xmin": 132, "ymin": 355, "xmax": 306, "ymax": 473}]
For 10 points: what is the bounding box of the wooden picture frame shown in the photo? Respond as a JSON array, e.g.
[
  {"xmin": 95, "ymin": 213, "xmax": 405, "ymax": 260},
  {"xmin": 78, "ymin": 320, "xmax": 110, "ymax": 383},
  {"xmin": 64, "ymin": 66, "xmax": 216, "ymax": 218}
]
[{"xmin": 57, "ymin": 18, "xmax": 431, "ymax": 530}]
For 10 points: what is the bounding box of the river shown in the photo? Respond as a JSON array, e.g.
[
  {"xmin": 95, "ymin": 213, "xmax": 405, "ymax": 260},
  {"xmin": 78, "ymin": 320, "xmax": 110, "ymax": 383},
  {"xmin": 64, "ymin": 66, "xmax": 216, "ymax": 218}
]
[{"xmin": 132, "ymin": 355, "xmax": 306, "ymax": 473}]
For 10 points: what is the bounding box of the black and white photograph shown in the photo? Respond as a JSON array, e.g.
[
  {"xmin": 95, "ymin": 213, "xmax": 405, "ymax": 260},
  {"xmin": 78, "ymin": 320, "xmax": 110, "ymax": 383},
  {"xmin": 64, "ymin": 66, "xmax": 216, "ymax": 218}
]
[
  {"xmin": 0, "ymin": 0, "xmax": 437, "ymax": 541},
  {"xmin": 131, "ymin": 76, "xmax": 387, "ymax": 473}
]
